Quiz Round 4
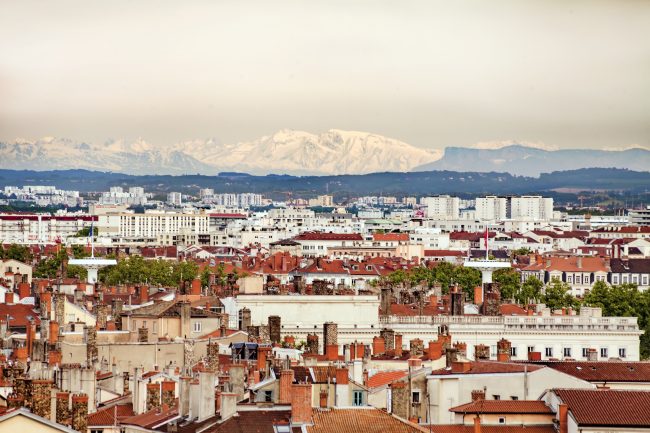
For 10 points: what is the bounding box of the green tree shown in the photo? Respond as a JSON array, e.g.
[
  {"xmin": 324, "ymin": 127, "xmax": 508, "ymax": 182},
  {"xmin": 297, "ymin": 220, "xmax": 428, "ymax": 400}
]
[
  {"xmin": 493, "ymin": 268, "xmax": 521, "ymax": 301},
  {"xmin": 1, "ymin": 244, "xmax": 32, "ymax": 263},
  {"xmin": 200, "ymin": 267, "xmax": 212, "ymax": 288},
  {"xmin": 584, "ymin": 281, "xmax": 650, "ymax": 359},
  {"xmin": 432, "ymin": 262, "xmax": 455, "ymax": 293},
  {"xmin": 543, "ymin": 277, "xmax": 578, "ymax": 310},
  {"xmin": 408, "ymin": 266, "xmax": 434, "ymax": 288},
  {"xmin": 452, "ymin": 266, "xmax": 482, "ymax": 298},
  {"xmin": 517, "ymin": 276, "xmax": 543, "ymax": 305},
  {"xmin": 74, "ymin": 226, "xmax": 98, "ymax": 237},
  {"xmin": 172, "ymin": 260, "xmax": 199, "ymax": 286},
  {"xmin": 512, "ymin": 247, "xmax": 531, "ymax": 257}
]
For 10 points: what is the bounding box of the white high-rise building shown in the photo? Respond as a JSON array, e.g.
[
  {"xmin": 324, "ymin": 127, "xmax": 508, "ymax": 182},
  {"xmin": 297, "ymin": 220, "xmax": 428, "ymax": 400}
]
[
  {"xmin": 509, "ymin": 195, "xmax": 553, "ymax": 220},
  {"xmin": 475, "ymin": 196, "xmax": 508, "ymax": 221},
  {"xmin": 422, "ymin": 195, "xmax": 460, "ymax": 219},
  {"xmin": 167, "ymin": 192, "xmax": 182, "ymax": 206}
]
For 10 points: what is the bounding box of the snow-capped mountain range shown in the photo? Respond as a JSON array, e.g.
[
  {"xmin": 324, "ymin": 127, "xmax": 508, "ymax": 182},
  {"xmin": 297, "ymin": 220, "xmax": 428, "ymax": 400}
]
[
  {"xmin": 0, "ymin": 130, "xmax": 442, "ymax": 176},
  {"xmin": 1, "ymin": 130, "xmax": 648, "ymax": 176}
]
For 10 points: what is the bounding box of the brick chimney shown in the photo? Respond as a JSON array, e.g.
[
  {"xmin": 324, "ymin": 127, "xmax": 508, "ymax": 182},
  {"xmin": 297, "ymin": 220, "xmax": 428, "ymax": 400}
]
[
  {"xmin": 528, "ymin": 351, "xmax": 542, "ymax": 361},
  {"xmin": 279, "ymin": 369, "xmax": 294, "ymax": 404},
  {"xmin": 190, "ymin": 278, "xmax": 201, "ymax": 295},
  {"xmin": 474, "ymin": 286, "xmax": 483, "ymax": 304},
  {"xmin": 471, "ymin": 389, "xmax": 485, "ymax": 401},
  {"xmin": 4, "ymin": 291, "xmax": 14, "ymax": 305},
  {"xmin": 428, "ymin": 340, "xmax": 443, "ymax": 360},
  {"xmin": 558, "ymin": 403, "xmax": 568, "ymax": 433},
  {"xmin": 394, "ymin": 334, "xmax": 403, "ymax": 357},
  {"xmin": 474, "ymin": 344, "xmax": 490, "ymax": 361},
  {"xmin": 71, "ymin": 394, "xmax": 89, "ymax": 432},
  {"xmin": 56, "ymin": 392, "xmax": 70, "ymax": 424},
  {"xmin": 451, "ymin": 360, "xmax": 472, "ymax": 374},
  {"xmin": 291, "ymin": 383, "xmax": 312, "ymax": 425},
  {"xmin": 257, "ymin": 345, "xmax": 272, "ymax": 374},
  {"xmin": 138, "ymin": 285, "xmax": 149, "ymax": 304},
  {"xmin": 325, "ymin": 344, "xmax": 339, "ymax": 361},
  {"xmin": 146, "ymin": 382, "xmax": 161, "ymax": 411},
  {"xmin": 496, "ymin": 338, "xmax": 512, "ymax": 362},
  {"xmin": 335, "ymin": 367, "xmax": 349, "ymax": 385},
  {"xmin": 372, "ymin": 336, "xmax": 386, "ymax": 356},
  {"xmin": 17, "ymin": 282, "xmax": 30, "ymax": 299},
  {"xmin": 161, "ymin": 381, "xmax": 175, "ymax": 408}
]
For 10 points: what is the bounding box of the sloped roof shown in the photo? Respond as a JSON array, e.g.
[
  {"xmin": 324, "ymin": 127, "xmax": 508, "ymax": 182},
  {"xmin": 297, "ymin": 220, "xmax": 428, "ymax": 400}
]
[
  {"xmin": 88, "ymin": 403, "xmax": 134, "ymax": 426},
  {"xmin": 554, "ymin": 388, "xmax": 650, "ymax": 427},
  {"xmin": 610, "ymin": 258, "xmax": 650, "ymax": 273},
  {"xmin": 367, "ymin": 370, "xmax": 408, "ymax": 388},
  {"xmin": 294, "ymin": 232, "xmax": 363, "ymax": 241},
  {"xmin": 425, "ymin": 426, "xmax": 554, "ymax": 433},
  {"xmin": 430, "ymin": 361, "xmax": 544, "ymax": 376},
  {"xmin": 207, "ymin": 409, "xmax": 292, "ymax": 433},
  {"xmin": 542, "ymin": 361, "xmax": 650, "ymax": 383},
  {"xmin": 307, "ymin": 408, "xmax": 428, "ymax": 433},
  {"xmin": 449, "ymin": 400, "xmax": 552, "ymax": 414}
]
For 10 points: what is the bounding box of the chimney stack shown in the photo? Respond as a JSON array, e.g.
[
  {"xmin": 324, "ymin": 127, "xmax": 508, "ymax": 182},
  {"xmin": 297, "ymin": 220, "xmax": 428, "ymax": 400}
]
[
  {"xmin": 279, "ymin": 369, "xmax": 294, "ymax": 404},
  {"xmin": 291, "ymin": 383, "xmax": 313, "ymax": 425},
  {"xmin": 220, "ymin": 392, "xmax": 237, "ymax": 421},
  {"xmin": 496, "ymin": 338, "xmax": 512, "ymax": 362}
]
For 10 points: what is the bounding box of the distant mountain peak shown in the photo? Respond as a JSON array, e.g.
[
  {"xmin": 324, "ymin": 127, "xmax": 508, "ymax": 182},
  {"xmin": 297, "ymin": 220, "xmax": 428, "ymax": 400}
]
[{"xmin": 0, "ymin": 129, "xmax": 442, "ymax": 176}]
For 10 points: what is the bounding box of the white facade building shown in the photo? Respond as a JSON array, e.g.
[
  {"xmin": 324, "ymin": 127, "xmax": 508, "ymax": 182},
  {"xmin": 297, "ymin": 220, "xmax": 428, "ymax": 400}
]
[
  {"xmin": 422, "ymin": 196, "xmax": 460, "ymax": 219},
  {"xmin": 510, "ymin": 196, "xmax": 554, "ymax": 220}
]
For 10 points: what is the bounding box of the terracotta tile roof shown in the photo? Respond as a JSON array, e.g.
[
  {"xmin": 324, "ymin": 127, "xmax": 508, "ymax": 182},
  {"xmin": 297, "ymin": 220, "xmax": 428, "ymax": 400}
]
[
  {"xmin": 0, "ymin": 304, "xmax": 40, "ymax": 328},
  {"xmin": 424, "ymin": 426, "xmax": 554, "ymax": 433},
  {"xmin": 121, "ymin": 403, "xmax": 178, "ymax": 428},
  {"xmin": 499, "ymin": 304, "xmax": 528, "ymax": 315},
  {"xmin": 592, "ymin": 226, "xmax": 650, "ymax": 234},
  {"xmin": 373, "ymin": 233, "xmax": 409, "ymax": 242},
  {"xmin": 389, "ymin": 302, "xmax": 442, "ymax": 316},
  {"xmin": 294, "ymin": 232, "xmax": 363, "ymax": 241},
  {"xmin": 88, "ymin": 403, "xmax": 134, "ymax": 426},
  {"xmin": 207, "ymin": 409, "xmax": 292, "ymax": 432},
  {"xmin": 522, "ymin": 256, "xmax": 608, "ymax": 273},
  {"xmin": 307, "ymin": 408, "xmax": 428, "ymax": 433},
  {"xmin": 450, "ymin": 232, "xmax": 496, "ymax": 241},
  {"xmin": 610, "ymin": 258, "xmax": 650, "ymax": 273},
  {"xmin": 450, "ymin": 400, "xmax": 552, "ymax": 414},
  {"xmin": 554, "ymin": 388, "xmax": 650, "ymax": 427},
  {"xmin": 424, "ymin": 250, "xmax": 465, "ymax": 257},
  {"xmin": 367, "ymin": 370, "xmax": 407, "ymax": 388},
  {"xmin": 430, "ymin": 361, "xmax": 544, "ymax": 376},
  {"xmin": 540, "ymin": 361, "xmax": 650, "ymax": 382}
]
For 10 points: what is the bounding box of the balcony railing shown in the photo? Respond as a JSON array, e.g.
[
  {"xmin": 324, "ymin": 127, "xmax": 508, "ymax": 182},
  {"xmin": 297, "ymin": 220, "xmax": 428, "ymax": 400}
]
[{"xmin": 379, "ymin": 314, "xmax": 639, "ymax": 330}]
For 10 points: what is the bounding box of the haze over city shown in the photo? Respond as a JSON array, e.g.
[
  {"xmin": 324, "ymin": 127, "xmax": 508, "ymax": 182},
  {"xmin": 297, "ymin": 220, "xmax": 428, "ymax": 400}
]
[
  {"xmin": 0, "ymin": 2, "xmax": 650, "ymax": 433},
  {"xmin": 1, "ymin": 0, "xmax": 649, "ymax": 151}
]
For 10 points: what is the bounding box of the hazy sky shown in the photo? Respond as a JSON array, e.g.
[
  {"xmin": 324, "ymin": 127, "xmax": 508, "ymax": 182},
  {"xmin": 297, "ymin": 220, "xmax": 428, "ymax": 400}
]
[{"xmin": 1, "ymin": 0, "xmax": 649, "ymax": 149}]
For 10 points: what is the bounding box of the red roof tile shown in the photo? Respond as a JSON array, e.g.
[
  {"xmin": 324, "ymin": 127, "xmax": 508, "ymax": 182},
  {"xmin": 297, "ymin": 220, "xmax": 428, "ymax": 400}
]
[
  {"xmin": 373, "ymin": 233, "xmax": 409, "ymax": 242},
  {"xmin": 450, "ymin": 400, "xmax": 552, "ymax": 414},
  {"xmin": 541, "ymin": 361, "xmax": 650, "ymax": 383},
  {"xmin": 431, "ymin": 361, "xmax": 543, "ymax": 376},
  {"xmin": 424, "ymin": 426, "xmax": 554, "ymax": 433},
  {"xmin": 367, "ymin": 370, "xmax": 408, "ymax": 388},
  {"xmin": 208, "ymin": 409, "xmax": 292, "ymax": 433},
  {"xmin": 554, "ymin": 388, "xmax": 650, "ymax": 427},
  {"xmin": 294, "ymin": 232, "xmax": 363, "ymax": 241},
  {"xmin": 88, "ymin": 403, "xmax": 134, "ymax": 426},
  {"xmin": 307, "ymin": 408, "xmax": 428, "ymax": 433}
]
